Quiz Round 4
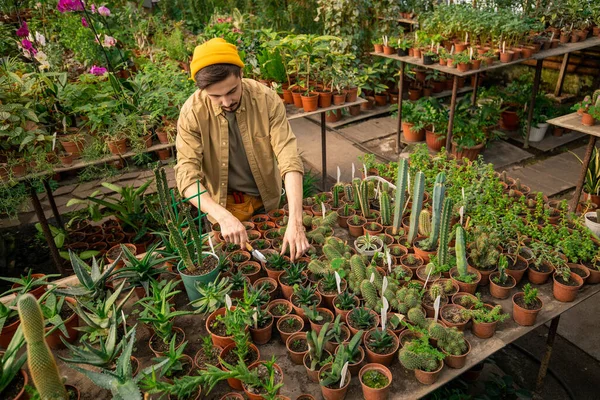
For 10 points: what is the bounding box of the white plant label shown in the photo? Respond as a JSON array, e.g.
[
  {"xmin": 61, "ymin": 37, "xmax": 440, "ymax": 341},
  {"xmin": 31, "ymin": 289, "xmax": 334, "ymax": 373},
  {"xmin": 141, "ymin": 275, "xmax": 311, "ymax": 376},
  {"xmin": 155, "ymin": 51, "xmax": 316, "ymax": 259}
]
[
  {"xmin": 253, "ymin": 308, "xmax": 258, "ymax": 328},
  {"xmin": 433, "ymin": 295, "xmax": 441, "ymax": 323},
  {"xmin": 335, "ymin": 271, "xmax": 342, "ymax": 294},
  {"xmin": 352, "ymin": 163, "xmax": 355, "ymax": 180},
  {"xmin": 381, "ymin": 297, "xmax": 389, "ymax": 331},
  {"xmin": 321, "ymin": 202, "xmax": 327, "ymax": 217},
  {"xmin": 370, "ymin": 272, "xmax": 375, "ymax": 283},
  {"xmin": 340, "ymin": 362, "xmax": 349, "ymax": 388},
  {"xmin": 208, "ymin": 233, "xmax": 215, "ymax": 254},
  {"xmin": 382, "ymin": 276, "xmax": 388, "ymax": 295},
  {"xmin": 424, "ymin": 267, "xmax": 433, "ymax": 287},
  {"xmin": 363, "ymin": 163, "xmax": 368, "ymax": 178},
  {"xmin": 450, "ymin": 44, "xmax": 455, "ymax": 55},
  {"xmin": 462, "ymin": 187, "xmax": 465, "ymax": 201},
  {"xmin": 386, "ymin": 251, "xmax": 393, "ymax": 273},
  {"xmin": 337, "ymin": 166, "xmax": 341, "ymax": 184},
  {"xmin": 407, "ymin": 171, "xmax": 411, "ymax": 193},
  {"xmin": 52, "ymin": 132, "xmax": 57, "ymax": 151},
  {"xmin": 459, "ymin": 206, "xmax": 464, "ymax": 226},
  {"xmin": 225, "ymin": 294, "xmax": 232, "ymax": 311}
]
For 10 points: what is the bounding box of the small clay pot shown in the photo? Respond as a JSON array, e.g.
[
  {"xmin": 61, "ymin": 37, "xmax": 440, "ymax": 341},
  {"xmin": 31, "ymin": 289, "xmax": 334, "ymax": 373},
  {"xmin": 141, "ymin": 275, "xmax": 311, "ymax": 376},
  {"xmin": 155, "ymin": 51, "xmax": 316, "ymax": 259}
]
[
  {"xmin": 442, "ymin": 339, "xmax": 471, "ymax": 369},
  {"xmin": 363, "ymin": 328, "xmax": 399, "ymax": 367},
  {"xmin": 286, "ymin": 332, "xmax": 308, "ymax": 365},
  {"xmin": 414, "ymin": 360, "xmax": 444, "ymax": 385},
  {"xmin": 552, "ymin": 272, "xmax": 583, "ymax": 302},
  {"xmin": 488, "ymin": 272, "xmax": 516, "ymax": 300},
  {"xmin": 512, "ymin": 292, "xmax": 542, "ymax": 326},
  {"xmin": 359, "ymin": 363, "xmax": 392, "ymax": 400}
]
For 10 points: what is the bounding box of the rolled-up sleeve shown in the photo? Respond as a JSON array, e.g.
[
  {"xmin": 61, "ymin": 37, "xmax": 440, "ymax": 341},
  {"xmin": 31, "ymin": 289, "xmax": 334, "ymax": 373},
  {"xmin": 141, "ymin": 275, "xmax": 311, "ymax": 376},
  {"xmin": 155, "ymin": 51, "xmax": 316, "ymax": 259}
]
[
  {"xmin": 267, "ymin": 91, "xmax": 304, "ymax": 178},
  {"xmin": 174, "ymin": 106, "xmax": 204, "ymax": 196}
]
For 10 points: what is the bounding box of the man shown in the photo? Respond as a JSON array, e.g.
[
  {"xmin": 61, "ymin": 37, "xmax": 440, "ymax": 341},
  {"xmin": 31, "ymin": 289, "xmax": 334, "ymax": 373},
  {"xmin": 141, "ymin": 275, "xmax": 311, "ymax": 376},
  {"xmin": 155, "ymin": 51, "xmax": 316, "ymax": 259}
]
[{"xmin": 174, "ymin": 38, "xmax": 309, "ymax": 260}]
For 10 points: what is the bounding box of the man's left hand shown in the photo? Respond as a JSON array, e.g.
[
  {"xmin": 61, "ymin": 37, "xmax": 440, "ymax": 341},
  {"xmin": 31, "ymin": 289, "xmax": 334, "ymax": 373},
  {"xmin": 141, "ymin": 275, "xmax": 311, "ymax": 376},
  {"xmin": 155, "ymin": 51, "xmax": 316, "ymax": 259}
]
[{"xmin": 281, "ymin": 221, "xmax": 309, "ymax": 262}]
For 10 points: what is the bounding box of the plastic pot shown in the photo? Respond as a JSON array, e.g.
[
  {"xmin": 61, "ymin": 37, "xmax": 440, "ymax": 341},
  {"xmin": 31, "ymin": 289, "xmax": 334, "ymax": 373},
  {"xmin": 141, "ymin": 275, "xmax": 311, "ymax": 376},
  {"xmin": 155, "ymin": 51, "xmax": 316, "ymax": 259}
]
[
  {"xmin": 488, "ymin": 273, "xmax": 516, "ymax": 299},
  {"xmin": 277, "ymin": 314, "xmax": 304, "ymax": 344},
  {"xmin": 177, "ymin": 254, "xmax": 220, "ymax": 301},
  {"xmin": 552, "ymin": 272, "xmax": 583, "ymax": 302},
  {"xmin": 363, "ymin": 328, "xmax": 399, "ymax": 367},
  {"xmin": 528, "ymin": 123, "xmax": 549, "ymax": 142},
  {"xmin": 286, "ymin": 332, "xmax": 308, "ymax": 365},
  {"xmin": 249, "ymin": 312, "xmax": 274, "ymax": 345},
  {"xmin": 512, "ymin": 292, "xmax": 542, "ymax": 326},
  {"xmin": 319, "ymin": 363, "xmax": 351, "ymax": 400},
  {"xmin": 442, "ymin": 339, "xmax": 471, "ymax": 369},
  {"xmin": 359, "ymin": 363, "xmax": 392, "ymax": 400},
  {"xmin": 414, "ymin": 360, "xmax": 444, "ymax": 385}
]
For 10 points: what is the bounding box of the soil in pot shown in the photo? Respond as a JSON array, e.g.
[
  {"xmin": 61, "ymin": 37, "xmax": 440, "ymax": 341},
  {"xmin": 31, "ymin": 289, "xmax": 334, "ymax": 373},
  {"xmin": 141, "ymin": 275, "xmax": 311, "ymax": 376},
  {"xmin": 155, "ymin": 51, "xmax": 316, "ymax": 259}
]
[
  {"xmin": 489, "ymin": 273, "xmax": 516, "ymax": 299},
  {"xmin": 244, "ymin": 363, "xmax": 283, "ymax": 398},
  {"xmin": 222, "ymin": 344, "xmax": 259, "ymax": 367},
  {"xmin": 194, "ymin": 345, "xmax": 221, "ymax": 370},
  {"xmin": 0, "ymin": 369, "xmax": 26, "ymax": 400},
  {"xmin": 269, "ymin": 301, "xmax": 292, "ymax": 318},
  {"xmin": 440, "ymin": 305, "xmax": 469, "ymax": 330},
  {"xmin": 512, "ymin": 292, "xmax": 543, "ymax": 326},
  {"xmin": 278, "ymin": 315, "xmax": 303, "ymax": 334},
  {"xmin": 150, "ymin": 328, "xmax": 184, "ymax": 355}
]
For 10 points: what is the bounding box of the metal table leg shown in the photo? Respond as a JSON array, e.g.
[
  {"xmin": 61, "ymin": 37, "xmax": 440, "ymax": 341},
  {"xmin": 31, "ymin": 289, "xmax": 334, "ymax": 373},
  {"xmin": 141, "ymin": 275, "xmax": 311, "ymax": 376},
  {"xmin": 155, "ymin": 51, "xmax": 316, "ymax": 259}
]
[
  {"xmin": 320, "ymin": 112, "xmax": 327, "ymax": 190},
  {"xmin": 29, "ymin": 183, "xmax": 67, "ymax": 276},
  {"xmin": 396, "ymin": 62, "xmax": 405, "ymax": 154},
  {"xmin": 43, "ymin": 179, "xmax": 63, "ymax": 230},
  {"xmin": 571, "ymin": 135, "xmax": 597, "ymax": 212},
  {"xmin": 524, "ymin": 59, "xmax": 543, "ymax": 149},
  {"xmin": 535, "ymin": 316, "xmax": 560, "ymax": 394},
  {"xmin": 445, "ymin": 76, "xmax": 459, "ymax": 152}
]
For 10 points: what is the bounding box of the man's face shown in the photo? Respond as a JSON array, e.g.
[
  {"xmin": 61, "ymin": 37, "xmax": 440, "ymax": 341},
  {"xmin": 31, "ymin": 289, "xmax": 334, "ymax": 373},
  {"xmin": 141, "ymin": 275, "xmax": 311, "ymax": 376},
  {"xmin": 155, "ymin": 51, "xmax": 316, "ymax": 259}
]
[{"xmin": 204, "ymin": 73, "xmax": 243, "ymax": 112}]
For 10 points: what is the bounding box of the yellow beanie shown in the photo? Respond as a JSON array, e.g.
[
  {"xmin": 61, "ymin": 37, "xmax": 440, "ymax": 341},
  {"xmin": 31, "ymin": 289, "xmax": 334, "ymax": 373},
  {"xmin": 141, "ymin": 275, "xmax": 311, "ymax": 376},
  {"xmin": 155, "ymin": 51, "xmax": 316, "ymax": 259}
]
[{"xmin": 190, "ymin": 38, "xmax": 245, "ymax": 82}]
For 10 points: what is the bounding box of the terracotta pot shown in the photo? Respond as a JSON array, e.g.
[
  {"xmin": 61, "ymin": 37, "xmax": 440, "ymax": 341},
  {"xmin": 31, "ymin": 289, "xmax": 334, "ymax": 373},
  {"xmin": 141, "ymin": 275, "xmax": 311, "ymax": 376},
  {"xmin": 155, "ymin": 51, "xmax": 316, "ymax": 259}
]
[
  {"xmin": 425, "ymin": 130, "xmax": 445, "ymax": 152},
  {"xmin": 59, "ymin": 152, "xmax": 74, "ymax": 167},
  {"xmin": 240, "ymin": 261, "xmax": 262, "ymax": 284},
  {"xmin": 584, "ymin": 264, "xmax": 600, "ymax": 284},
  {"xmin": 344, "ymin": 87, "xmax": 359, "ymax": 102},
  {"xmin": 309, "ymin": 308, "xmax": 335, "ymax": 334},
  {"xmin": 318, "ymin": 92, "xmax": 333, "ymax": 108},
  {"xmin": 291, "ymin": 91, "xmax": 304, "ymax": 108},
  {"xmin": 282, "ymin": 89, "xmax": 294, "ymax": 104},
  {"xmin": 155, "ymin": 148, "xmax": 171, "ymax": 160},
  {"xmin": 249, "ymin": 312, "xmax": 274, "ymax": 345},
  {"xmin": 221, "ymin": 342, "xmax": 260, "ymax": 390},
  {"xmin": 527, "ymin": 262, "xmax": 554, "ymax": 284},
  {"xmin": 450, "ymin": 267, "xmax": 481, "ymax": 294},
  {"xmin": 243, "ymin": 362, "xmax": 284, "ymax": 400},
  {"xmin": 457, "ymin": 62, "xmax": 470, "ymax": 72},
  {"xmin": 451, "ymin": 142, "xmax": 484, "ymax": 161},
  {"xmin": 305, "ymin": 350, "xmax": 332, "ymax": 383},
  {"xmin": 512, "ymin": 292, "xmax": 543, "ymax": 326},
  {"xmin": 107, "ymin": 138, "xmax": 128, "ymax": 155},
  {"xmin": 374, "ymin": 94, "xmax": 388, "ymax": 106},
  {"xmin": 0, "ymin": 316, "xmax": 21, "ymax": 349},
  {"xmin": 301, "ymin": 93, "xmax": 319, "ymax": 112},
  {"xmin": 488, "ymin": 273, "xmax": 516, "ymax": 299},
  {"xmin": 45, "ymin": 297, "xmax": 79, "ymax": 349},
  {"xmin": 333, "ymin": 93, "xmax": 346, "ymax": 105},
  {"xmin": 277, "ymin": 314, "xmax": 304, "ymax": 344},
  {"xmin": 206, "ymin": 307, "xmax": 234, "ymax": 348},
  {"xmin": 279, "ymin": 271, "xmax": 307, "ymax": 300},
  {"xmin": 363, "ymin": 328, "xmax": 399, "ymax": 367},
  {"xmin": 318, "ymin": 279, "xmax": 347, "ymax": 309},
  {"xmin": 414, "ymin": 360, "xmax": 444, "ymax": 385},
  {"xmin": 359, "ymin": 363, "xmax": 392, "ymax": 400},
  {"xmin": 472, "ymin": 265, "xmax": 497, "ymax": 286},
  {"xmin": 149, "ymin": 326, "xmax": 186, "ymax": 357},
  {"xmin": 286, "ymin": 332, "xmax": 308, "ymax": 365},
  {"xmin": 440, "ymin": 304, "xmax": 469, "ymax": 331},
  {"xmin": 442, "ymin": 339, "xmax": 471, "ymax": 369},
  {"xmin": 402, "ymin": 122, "xmax": 425, "ymax": 142},
  {"xmin": 337, "ymin": 208, "xmax": 356, "ymax": 229},
  {"xmin": 552, "ymin": 272, "xmax": 583, "ymax": 302},
  {"xmin": 346, "ymin": 308, "xmax": 380, "ymax": 336},
  {"xmin": 582, "ymin": 113, "xmax": 596, "ymax": 126},
  {"xmin": 505, "ymin": 255, "xmax": 528, "ymax": 284},
  {"xmin": 60, "ymin": 137, "xmax": 84, "ymax": 158},
  {"xmin": 319, "ymin": 363, "xmax": 351, "ymax": 400},
  {"xmin": 106, "ymin": 244, "xmax": 137, "ymax": 269},
  {"xmin": 408, "ymin": 88, "xmax": 422, "ymax": 101},
  {"xmin": 471, "ymin": 319, "xmax": 498, "ymax": 339},
  {"xmin": 499, "ymin": 51, "xmax": 513, "ymax": 63},
  {"xmin": 291, "ymin": 292, "xmax": 322, "ymax": 322},
  {"xmin": 11, "ymin": 273, "xmax": 48, "ymax": 299},
  {"xmin": 374, "ymin": 44, "xmax": 383, "ymax": 53},
  {"xmin": 220, "ymin": 394, "xmax": 244, "ymax": 400},
  {"xmin": 332, "ymin": 294, "xmax": 359, "ymax": 321},
  {"xmin": 413, "ymin": 237, "xmax": 436, "ymax": 263},
  {"xmin": 347, "ymin": 217, "xmax": 367, "ymax": 237}
]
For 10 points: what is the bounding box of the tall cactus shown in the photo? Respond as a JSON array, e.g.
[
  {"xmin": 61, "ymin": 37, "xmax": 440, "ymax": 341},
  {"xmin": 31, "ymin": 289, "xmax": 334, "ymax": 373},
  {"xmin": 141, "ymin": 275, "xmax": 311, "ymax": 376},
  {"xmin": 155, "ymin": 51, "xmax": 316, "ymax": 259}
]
[
  {"xmin": 455, "ymin": 225, "xmax": 468, "ymax": 278},
  {"xmin": 426, "ymin": 172, "xmax": 446, "ymax": 249},
  {"xmin": 419, "ymin": 210, "xmax": 432, "ymax": 236},
  {"xmin": 437, "ymin": 197, "xmax": 454, "ymax": 267},
  {"xmin": 357, "ymin": 180, "xmax": 370, "ymax": 218},
  {"xmin": 18, "ymin": 294, "xmax": 67, "ymax": 399},
  {"xmin": 379, "ymin": 189, "xmax": 391, "ymax": 226},
  {"xmin": 392, "ymin": 158, "xmax": 408, "ymax": 235},
  {"xmin": 332, "ymin": 184, "xmax": 340, "ymax": 208},
  {"xmin": 407, "ymin": 171, "xmax": 425, "ymax": 244},
  {"xmin": 351, "ymin": 178, "xmax": 361, "ymax": 210}
]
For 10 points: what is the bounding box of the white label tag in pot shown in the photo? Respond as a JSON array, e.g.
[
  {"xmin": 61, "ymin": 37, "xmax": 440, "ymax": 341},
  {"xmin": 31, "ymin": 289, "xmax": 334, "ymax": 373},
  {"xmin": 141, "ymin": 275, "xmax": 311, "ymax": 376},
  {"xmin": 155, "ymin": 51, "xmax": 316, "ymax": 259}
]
[
  {"xmin": 335, "ymin": 271, "xmax": 342, "ymax": 294},
  {"xmin": 352, "ymin": 163, "xmax": 355, "ymax": 180},
  {"xmin": 321, "ymin": 202, "xmax": 327, "ymax": 217},
  {"xmin": 52, "ymin": 132, "xmax": 57, "ymax": 151},
  {"xmin": 225, "ymin": 294, "xmax": 232, "ymax": 311},
  {"xmin": 386, "ymin": 251, "xmax": 392, "ymax": 273},
  {"xmin": 208, "ymin": 233, "xmax": 215, "ymax": 254},
  {"xmin": 381, "ymin": 297, "xmax": 389, "ymax": 331},
  {"xmin": 459, "ymin": 206, "xmax": 464, "ymax": 226},
  {"xmin": 340, "ymin": 361, "xmax": 349, "ymax": 388},
  {"xmin": 433, "ymin": 295, "xmax": 441, "ymax": 323},
  {"xmin": 423, "ymin": 266, "xmax": 433, "ymax": 287},
  {"xmin": 382, "ymin": 276, "xmax": 388, "ymax": 295},
  {"xmin": 337, "ymin": 166, "xmax": 341, "ymax": 184},
  {"xmin": 253, "ymin": 308, "xmax": 258, "ymax": 328},
  {"xmin": 363, "ymin": 163, "xmax": 368, "ymax": 178}
]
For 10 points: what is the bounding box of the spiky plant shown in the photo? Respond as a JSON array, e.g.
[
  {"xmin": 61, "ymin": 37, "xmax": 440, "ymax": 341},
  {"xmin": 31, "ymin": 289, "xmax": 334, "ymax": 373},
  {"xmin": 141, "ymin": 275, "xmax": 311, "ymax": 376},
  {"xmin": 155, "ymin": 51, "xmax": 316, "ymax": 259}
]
[
  {"xmin": 379, "ymin": 188, "xmax": 392, "ymax": 226},
  {"xmin": 365, "ymin": 328, "xmax": 395, "ymax": 354},
  {"xmin": 348, "ymin": 308, "xmax": 376, "ymax": 330},
  {"xmin": 307, "ymin": 322, "xmax": 331, "ymax": 370},
  {"xmin": 190, "ymin": 277, "xmax": 233, "ymax": 314},
  {"xmin": 392, "ymin": 158, "xmax": 408, "ymax": 235},
  {"xmin": 54, "ymin": 251, "xmax": 117, "ymax": 302},
  {"xmin": 419, "ymin": 210, "xmax": 432, "ymax": 237},
  {"xmin": 18, "ymin": 294, "xmax": 67, "ymax": 399},
  {"xmin": 437, "ymin": 197, "xmax": 454, "ymax": 268},
  {"xmin": 334, "ymin": 291, "xmax": 357, "ymax": 311},
  {"xmin": 319, "ymin": 347, "xmax": 349, "ymax": 388},
  {"xmin": 468, "ymin": 227, "xmax": 500, "ymax": 270},
  {"xmin": 407, "ymin": 171, "xmax": 425, "ymax": 243},
  {"xmin": 338, "ymin": 330, "xmax": 363, "ymax": 363},
  {"xmin": 437, "ymin": 327, "xmax": 468, "ymax": 356},
  {"xmin": 398, "ymin": 336, "xmax": 445, "ymax": 372}
]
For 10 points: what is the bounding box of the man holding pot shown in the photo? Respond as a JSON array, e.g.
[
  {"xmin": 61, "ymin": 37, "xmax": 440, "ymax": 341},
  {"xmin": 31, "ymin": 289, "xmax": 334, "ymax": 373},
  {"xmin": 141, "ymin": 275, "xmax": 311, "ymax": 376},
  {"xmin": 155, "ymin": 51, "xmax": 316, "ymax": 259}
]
[{"xmin": 174, "ymin": 38, "xmax": 309, "ymax": 260}]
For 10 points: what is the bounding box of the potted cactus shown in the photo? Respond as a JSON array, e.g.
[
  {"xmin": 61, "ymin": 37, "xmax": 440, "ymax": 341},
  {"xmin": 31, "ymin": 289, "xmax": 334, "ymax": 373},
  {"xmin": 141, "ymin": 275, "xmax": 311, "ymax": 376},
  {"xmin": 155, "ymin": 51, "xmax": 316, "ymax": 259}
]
[
  {"xmin": 489, "ymin": 255, "xmax": 516, "ymax": 299},
  {"xmin": 450, "ymin": 226, "xmax": 481, "ymax": 294},
  {"xmin": 398, "ymin": 336, "xmax": 445, "ymax": 385}
]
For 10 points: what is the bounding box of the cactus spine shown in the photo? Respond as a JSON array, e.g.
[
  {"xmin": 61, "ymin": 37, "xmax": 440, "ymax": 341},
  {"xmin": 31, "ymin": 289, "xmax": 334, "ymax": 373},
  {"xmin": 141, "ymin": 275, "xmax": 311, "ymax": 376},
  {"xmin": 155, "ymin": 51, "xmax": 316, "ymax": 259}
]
[
  {"xmin": 407, "ymin": 171, "xmax": 425, "ymax": 244},
  {"xmin": 437, "ymin": 197, "xmax": 454, "ymax": 267},
  {"xmin": 18, "ymin": 294, "xmax": 67, "ymax": 399},
  {"xmin": 379, "ymin": 189, "xmax": 391, "ymax": 226},
  {"xmin": 455, "ymin": 225, "xmax": 468, "ymax": 278},
  {"xmin": 392, "ymin": 158, "xmax": 408, "ymax": 235}
]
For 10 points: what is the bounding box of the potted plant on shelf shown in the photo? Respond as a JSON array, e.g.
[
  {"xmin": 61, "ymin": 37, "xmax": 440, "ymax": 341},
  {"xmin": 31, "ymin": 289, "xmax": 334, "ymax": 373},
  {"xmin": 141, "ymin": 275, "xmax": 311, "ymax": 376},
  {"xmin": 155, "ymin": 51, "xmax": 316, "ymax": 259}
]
[
  {"xmin": 512, "ymin": 283, "xmax": 543, "ymax": 326},
  {"xmin": 552, "ymin": 263, "xmax": 584, "ymax": 302},
  {"xmin": 363, "ymin": 327, "xmax": 400, "ymax": 367},
  {"xmin": 400, "ymin": 101, "xmax": 425, "ymax": 142},
  {"xmin": 461, "ymin": 299, "xmax": 509, "ymax": 339},
  {"xmin": 359, "ymin": 363, "xmax": 393, "ymax": 399},
  {"xmin": 304, "ymin": 323, "xmax": 331, "ymax": 382},
  {"xmin": 319, "ymin": 350, "xmax": 351, "ymax": 400},
  {"xmin": 136, "ymin": 280, "xmax": 192, "ymax": 357},
  {"xmin": 450, "ymin": 226, "xmax": 481, "ymax": 294},
  {"xmin": 489, "ymin": 256, "xmax": 516, "ymax": 300},
  {"xmin": 398, "ymin": 336, "xmax": 445, "ymax": 385}
]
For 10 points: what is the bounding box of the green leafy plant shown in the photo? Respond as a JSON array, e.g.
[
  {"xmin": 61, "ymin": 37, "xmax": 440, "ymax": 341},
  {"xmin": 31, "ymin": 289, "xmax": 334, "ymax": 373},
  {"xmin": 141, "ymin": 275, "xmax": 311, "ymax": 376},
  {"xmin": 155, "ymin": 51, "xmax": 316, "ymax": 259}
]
[
  {"xmin": 306, "ymin": 322, "xmax": 331, "ymax": 371},
  {"xmin": 319, "ymin": 347, "xmax": 349, "ymax": 388},
  {"xmin": 153, "ymin": 335, "xmax": 190, "ymax": 378},
  {"xmin": 348, "ymin": 308, "xmax": 376, "ymax": 330},
  {"xmin": 116, "ymin": 243, "xmax": 173, "ymax": 295},
  {"xmin": 190, "ymin": 277, "xmax": 233, "ymax": 314},
  {"xmin": 334, "ymin": 291, "xmax": 357, "ymax": 310},
  {"xmin": 399, "ymin": 336, "xmax": 445, "ymax": 372},
  {"xmin": 55, "ymin": 251, "xmax": 117, "ymax": 302},
  {"xmin": 522, "ymin": 283, "xmax": 539, "ymax": 308},
  {"xmin": 0, "ymin": 270, "xmax": 59, "ymax": 297},
  {"xmin": 365, "ymin": 328, "xmax": 395, "ymax": 354}
]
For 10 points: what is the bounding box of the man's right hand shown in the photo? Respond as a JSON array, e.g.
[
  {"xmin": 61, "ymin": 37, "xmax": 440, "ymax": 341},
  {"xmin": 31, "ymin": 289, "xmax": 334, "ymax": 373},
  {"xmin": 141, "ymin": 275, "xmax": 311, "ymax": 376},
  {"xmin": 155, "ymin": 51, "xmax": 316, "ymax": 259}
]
[{"xmin": 216, "ymin": 210, "xmax": 248, "ymax": 247}]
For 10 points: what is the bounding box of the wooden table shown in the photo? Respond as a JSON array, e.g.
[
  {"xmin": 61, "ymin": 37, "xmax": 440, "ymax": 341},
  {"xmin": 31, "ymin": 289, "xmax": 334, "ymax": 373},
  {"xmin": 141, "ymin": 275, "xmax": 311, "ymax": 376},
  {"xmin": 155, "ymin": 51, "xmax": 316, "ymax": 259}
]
[
  {"xmin": 286, "ymin": 98, "xmax": 367, "ymax": 188},
  {"xmin": 372, "ymin": 36, "xmax": 600, "ymax": 153},
  {"xmin": 547, "ymin": 112, "xmax": 600, "ymax": 211}
]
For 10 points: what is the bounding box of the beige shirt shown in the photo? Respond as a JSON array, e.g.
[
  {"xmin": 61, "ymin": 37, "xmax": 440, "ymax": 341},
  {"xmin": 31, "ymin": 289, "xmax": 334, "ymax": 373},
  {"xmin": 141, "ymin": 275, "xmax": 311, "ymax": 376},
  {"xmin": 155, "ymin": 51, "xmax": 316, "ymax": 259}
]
[{"xmin": 174, "ymin": 78, "xmax": 304, "ymax": 212}]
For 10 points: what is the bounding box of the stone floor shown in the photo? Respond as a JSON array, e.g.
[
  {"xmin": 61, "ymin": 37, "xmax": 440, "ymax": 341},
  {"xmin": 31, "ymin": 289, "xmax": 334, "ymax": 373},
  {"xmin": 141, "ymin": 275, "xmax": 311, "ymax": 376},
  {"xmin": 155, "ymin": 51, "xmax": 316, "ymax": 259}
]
[{"xmin": 1, "ymin": 110, "xmax": 598, "ymax": 397}]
